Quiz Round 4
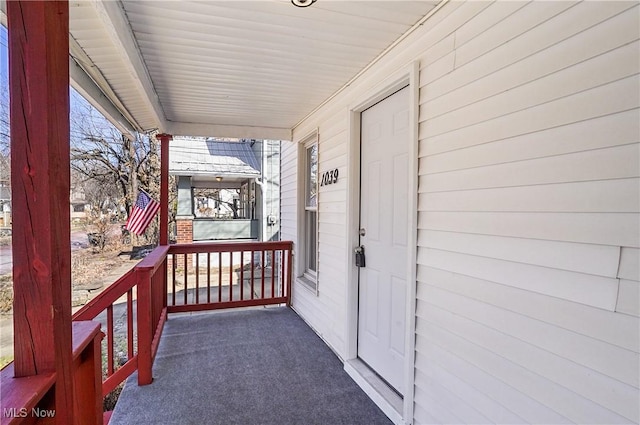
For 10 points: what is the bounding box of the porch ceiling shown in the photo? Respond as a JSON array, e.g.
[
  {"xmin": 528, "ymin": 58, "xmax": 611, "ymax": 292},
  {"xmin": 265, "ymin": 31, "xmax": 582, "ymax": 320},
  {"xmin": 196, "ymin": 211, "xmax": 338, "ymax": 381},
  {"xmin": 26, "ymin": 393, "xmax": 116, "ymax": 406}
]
[{"xmin": 65, "ymin": 0, "xmax": 440, "ymax": 139}]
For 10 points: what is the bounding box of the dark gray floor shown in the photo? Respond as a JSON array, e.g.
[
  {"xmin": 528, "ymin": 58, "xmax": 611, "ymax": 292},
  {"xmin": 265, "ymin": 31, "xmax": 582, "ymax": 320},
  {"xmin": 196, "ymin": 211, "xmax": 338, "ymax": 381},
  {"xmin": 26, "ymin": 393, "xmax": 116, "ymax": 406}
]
[{"xmin": 110, "ymin": 307, "xmax": 392, "ymax": 425}]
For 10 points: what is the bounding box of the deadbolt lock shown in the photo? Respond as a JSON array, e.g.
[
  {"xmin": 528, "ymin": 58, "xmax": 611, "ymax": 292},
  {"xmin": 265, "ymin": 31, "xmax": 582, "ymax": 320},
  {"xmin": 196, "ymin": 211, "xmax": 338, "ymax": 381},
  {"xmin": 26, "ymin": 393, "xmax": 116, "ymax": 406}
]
[{"xmin": 355, "ymin": 245, "xmax": 366, "ymax": 268}]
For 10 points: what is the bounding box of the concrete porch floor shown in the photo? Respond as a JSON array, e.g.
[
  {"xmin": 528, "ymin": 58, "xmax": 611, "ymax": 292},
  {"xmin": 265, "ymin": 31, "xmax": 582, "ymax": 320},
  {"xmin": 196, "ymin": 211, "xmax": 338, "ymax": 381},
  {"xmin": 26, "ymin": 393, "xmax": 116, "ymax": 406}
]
[{"xmin": 110, "ymin": 306, "xmax": 393, "ymax": 425}]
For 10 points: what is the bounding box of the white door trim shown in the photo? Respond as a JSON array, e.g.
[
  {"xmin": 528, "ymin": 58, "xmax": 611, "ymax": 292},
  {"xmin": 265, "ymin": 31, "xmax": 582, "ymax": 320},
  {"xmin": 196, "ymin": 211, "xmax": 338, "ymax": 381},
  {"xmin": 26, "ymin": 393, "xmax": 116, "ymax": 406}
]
[{"xmin": 344, "ymin": 61, "xmax": 419, "ymax": 424}]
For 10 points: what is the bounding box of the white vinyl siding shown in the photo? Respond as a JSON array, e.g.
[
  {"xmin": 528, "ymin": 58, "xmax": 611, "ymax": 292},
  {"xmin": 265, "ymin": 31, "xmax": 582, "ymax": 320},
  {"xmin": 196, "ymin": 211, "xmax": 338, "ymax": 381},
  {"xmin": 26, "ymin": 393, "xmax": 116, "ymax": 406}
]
[
  {"xmin": 282, "ymin": 1, "xmax": 640, "ymax": 423},
  {"xmin": 414, "ymin": 2, "xmax": 639, "ymax": 423}
]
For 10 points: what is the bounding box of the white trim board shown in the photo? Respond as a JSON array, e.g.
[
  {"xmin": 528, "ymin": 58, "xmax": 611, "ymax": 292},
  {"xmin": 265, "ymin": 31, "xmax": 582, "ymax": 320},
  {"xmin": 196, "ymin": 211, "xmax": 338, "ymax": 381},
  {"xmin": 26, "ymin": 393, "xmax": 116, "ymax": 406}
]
[
  {"xmin": 344, "ymin": 62, "xmax": 420, "ymax": 424},
  {"xmin": 345, "ymin": 359, "xmax": 405, "ymax": 425}
]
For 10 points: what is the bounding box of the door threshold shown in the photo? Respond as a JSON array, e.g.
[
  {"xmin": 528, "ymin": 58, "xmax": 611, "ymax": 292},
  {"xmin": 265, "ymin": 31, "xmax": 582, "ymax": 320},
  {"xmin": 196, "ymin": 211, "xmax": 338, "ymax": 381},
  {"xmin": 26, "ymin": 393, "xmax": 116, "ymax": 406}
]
[{"xmin": 344, "ymin": 358, "xmax": 404, "ymax": 425}]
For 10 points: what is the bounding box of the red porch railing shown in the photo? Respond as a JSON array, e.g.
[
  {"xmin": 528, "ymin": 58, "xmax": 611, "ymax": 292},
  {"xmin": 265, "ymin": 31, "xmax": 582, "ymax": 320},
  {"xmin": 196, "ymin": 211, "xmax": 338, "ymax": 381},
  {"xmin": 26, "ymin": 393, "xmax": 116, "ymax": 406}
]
[
  {"xmin": 1, "ymin": 240, "xmax": 292, "ymax": 425},
  {"xmin": 167, "ymin": 241, "xmax": 293, "ymax": 313},
  {"xmin": 71, "ymin": 245, "xmax": 169, "ymax": 390}
]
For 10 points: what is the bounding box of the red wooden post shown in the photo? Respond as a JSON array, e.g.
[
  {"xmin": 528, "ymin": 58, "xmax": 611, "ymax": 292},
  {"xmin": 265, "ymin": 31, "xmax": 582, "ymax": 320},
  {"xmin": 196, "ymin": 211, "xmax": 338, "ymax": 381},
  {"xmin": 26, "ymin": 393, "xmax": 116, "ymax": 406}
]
[
  {"xmin": 137, "ymin": 268, "xmax": 153, "ymax": 386},
  {"xmin": 157, "ymin": 133, "xmax": 172, "ymax": 246},
  {"xmin": 287, "ymin": 245, "xmax": 293, "ymax": 306},
  {"xmin": 157, "ymin": 134, "xmax": 171, "ymax": 314},
  {"xmin": 8, "ymin": 1, "xmax": 75, "ymax": 422}
]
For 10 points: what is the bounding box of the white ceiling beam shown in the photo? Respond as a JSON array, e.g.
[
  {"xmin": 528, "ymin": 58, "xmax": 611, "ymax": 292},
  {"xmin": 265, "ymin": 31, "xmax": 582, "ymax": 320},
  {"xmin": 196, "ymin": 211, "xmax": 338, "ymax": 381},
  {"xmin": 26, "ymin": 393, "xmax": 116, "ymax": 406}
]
[
  {"xmin": 69, "ymin": 56, "xmax": 137, "ymax": 138},
  {"xmin": 165, "ymin": 121, "xmax": 291, "ymax": 141},
  {"xmin": 69, "ymin": 37, "xmax": 141, "ymax": 137},
  {"xmin": 91, "ymin": 0, "xmax": 167, "ymax": 132}
]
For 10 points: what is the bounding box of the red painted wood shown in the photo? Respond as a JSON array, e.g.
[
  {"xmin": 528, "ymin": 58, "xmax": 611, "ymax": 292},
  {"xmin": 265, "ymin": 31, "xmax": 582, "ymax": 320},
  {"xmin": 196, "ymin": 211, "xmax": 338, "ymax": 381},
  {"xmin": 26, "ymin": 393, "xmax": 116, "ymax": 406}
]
[
  {"xmin": 195, "ymin": 253, "xmax": 200, "ymax": 304},
  {"xmin": 102, "ymin": 357, "xmax": 137, "ymax": 398},
  {"xmin": 169, "ymin": 241, "xmax": 292, "ymax": 254},
  {"xmin": 162, "ymin": 258, "xmax": 168, "ymax": 310},
  {"xmin": 154, "ymin": 267, "xmax": 164, "ymax": 327},
  {"xmin": 167, "ymin": 297, "xmax": 289, "ymax": 314},
  {"xmin": 172, "ymin": 254, "xmax": 176, "ymax": 306},
  {"xmin": 218, "ymin": 252, "xmax": 222, "ymax": 302},
  {"xmin": 136, "ymin": 269, "xmax": 153, "ymax": 386},
  {"xmin": 281, "ymin": 250, "xmax": 285, "ymax": 298},
  {"xmin": 250, "ymin": 251, "xmax": 255, "ymax": 300},
  {"xmin": 8, "ymin": 1, "xmax": 75, "ymax": 421},
  {"xmin": 151, "ymin": 308, "xmax": 168, "ymax": 361},
  {"xmin": 136, "ymin": 245, "xmax": 170, "ymax": 273},
  {"xmin": 71, "ymin": 322, "xmax": 102, "ymax": 425},
  {"xmin": 287, "ymin": 248, "xmax": 293, "ymax": 306},
  {"xmin": 229, "ymin": 253, "xmax": 233, "ymax": 301},
  {"xmin": 271, "ymin": 250, "xmax": 276, "ymax": 298},
  {"xmin": 0, "ymin": 364, "xmax": 55, "ymax": 425},
  {"xmin": 106, "ymin": 306, "xmax": 114, "ymax": 376},
  {"xmin": 183, "ymin": 253, "xmax": 188, "ymax": 306},
  {"xmin": 127, "ymin": 290, "xmax": 134, "ymax": 359},
  {"xmin": 73, "ymin": 270, "xmax": 135, "ymax": 321},
  {"xmin": 207, "ymin": 253, "xmax": 211, "ymax": 303},
  {"xmin": 261, "ymin": 251, "xmax": 266, "ymax": 299},
  {"xmin": 103, "ymin": 412, "xmax": 113, "ymax": 425},
  {"xmin": 157, "ymin": 134, "xmax": 172, "ymax": 246},
  {"xmin": 240, "ymin": 251, "xmax": 244, "ymax": 300}
]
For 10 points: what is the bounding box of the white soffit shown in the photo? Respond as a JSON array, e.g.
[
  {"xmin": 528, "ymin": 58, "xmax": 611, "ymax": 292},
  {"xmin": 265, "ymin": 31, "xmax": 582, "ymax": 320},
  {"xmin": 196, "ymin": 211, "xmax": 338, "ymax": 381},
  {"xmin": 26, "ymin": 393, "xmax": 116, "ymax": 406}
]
[{"xmin": 68, "ymin": 1, "xmax": 440, "ymax": 138}]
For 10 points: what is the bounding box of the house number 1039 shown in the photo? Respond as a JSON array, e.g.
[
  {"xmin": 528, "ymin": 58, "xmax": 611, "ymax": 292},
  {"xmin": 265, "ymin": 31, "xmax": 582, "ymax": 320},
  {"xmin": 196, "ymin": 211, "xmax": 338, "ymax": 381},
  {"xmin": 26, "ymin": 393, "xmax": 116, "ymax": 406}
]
[{"xmin": 320, "ymin": 169, "xmax": 339, "ymax": 186}]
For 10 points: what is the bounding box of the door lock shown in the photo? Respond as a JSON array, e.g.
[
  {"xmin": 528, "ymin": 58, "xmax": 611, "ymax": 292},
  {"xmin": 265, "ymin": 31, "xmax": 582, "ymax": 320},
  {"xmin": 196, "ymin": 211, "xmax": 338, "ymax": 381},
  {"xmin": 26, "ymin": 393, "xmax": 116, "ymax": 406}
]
[
  {"xmin": 355, "ymin": 245, "xmax": 366, "ymax": 268},
  {"xmin": 359, "ymin": 228, "xmax": 366, "ymax": 237}
]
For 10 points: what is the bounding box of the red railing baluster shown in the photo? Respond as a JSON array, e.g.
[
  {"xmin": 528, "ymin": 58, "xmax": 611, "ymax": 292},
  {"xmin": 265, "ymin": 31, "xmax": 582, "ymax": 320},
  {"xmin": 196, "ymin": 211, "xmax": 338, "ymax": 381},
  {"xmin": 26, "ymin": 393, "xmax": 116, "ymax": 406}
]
[
  {"xmin": 195, "ymin": 253, "xmax": 200, "ymax": 304},
  {"xmin": 107, "ymin": 305, "xmax": 114, "ymax": 376},
  {"xmin": 261, "ymin": 250, "xmax": 265, "ymax": 300},
  {"xmin": 250, "ymin": 250, "xmax": 255, "ymax": 300},
  {"xmin": 183, "ymin": 253, "xmax": 188, "ymax": 306},
  {"xmin": 163, "ymin": 257, "xmax": 168, "ymax": 310},
  {"xmin": 127, "ymin": 289, "xmax": 134, "ymax": 359},
  {"xmin": 172, "ymin": 253, "xmax": 176, "ymax": 306},
  {"xmin": 229, "ymin": 251, "xmax": 233, "ymax": 301},
  {"xmin": 218, "ymin": 251, "xmax": 222, "ymax": 302},
  {"xmin": 271, "ymin": 249, "xmax": 275, "ymax": 298},
  {"xmin": 240, "ymin": 251, "xmax": 244, "ymax": 300},
  {"xmin": 207, "ymin": 252, "xmax": 211, "ymax": 303},
  {"xmin": 280, "ymin": 250, "xmax": 284, "ymax": 298},
  {"xmin": 287, "ymin": 246, "xmax": 293, "ymax": 306}
]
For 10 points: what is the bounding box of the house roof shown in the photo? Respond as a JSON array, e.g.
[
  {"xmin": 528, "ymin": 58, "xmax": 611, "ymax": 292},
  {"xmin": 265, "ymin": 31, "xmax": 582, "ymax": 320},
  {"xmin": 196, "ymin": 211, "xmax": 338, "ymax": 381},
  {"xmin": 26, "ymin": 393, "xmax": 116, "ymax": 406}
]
[
  {"xmin": 0, "ymin": 1, "xmax": 442, "ymax": 139},
  {"xmin": 169, "ymin": 138, "xmax": 261, "ymax": 178}
]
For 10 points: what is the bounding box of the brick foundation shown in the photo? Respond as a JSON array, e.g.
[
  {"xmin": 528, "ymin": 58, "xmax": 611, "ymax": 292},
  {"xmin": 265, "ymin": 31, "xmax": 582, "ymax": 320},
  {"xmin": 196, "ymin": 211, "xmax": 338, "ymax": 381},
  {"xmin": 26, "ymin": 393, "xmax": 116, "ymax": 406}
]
[{"xmin": 172, "ymin": 219, "xmax": 193, "ymax": 270}]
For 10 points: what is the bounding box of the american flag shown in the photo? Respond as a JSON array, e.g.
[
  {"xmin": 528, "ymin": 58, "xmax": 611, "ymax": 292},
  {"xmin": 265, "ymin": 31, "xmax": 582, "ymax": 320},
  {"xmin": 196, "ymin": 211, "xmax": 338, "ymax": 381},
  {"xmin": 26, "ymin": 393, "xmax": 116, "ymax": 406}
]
[{"xmin": 125, "ymin": 191, "xmax": 160, "ymax": 236}]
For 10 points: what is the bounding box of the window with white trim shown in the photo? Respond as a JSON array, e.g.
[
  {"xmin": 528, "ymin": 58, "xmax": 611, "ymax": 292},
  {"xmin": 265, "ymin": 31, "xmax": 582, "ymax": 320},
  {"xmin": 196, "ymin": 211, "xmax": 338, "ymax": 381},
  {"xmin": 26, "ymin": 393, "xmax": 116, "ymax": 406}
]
[{"xmin": 300, "ymin": 135, "xmax": 318, "ymax": 288}]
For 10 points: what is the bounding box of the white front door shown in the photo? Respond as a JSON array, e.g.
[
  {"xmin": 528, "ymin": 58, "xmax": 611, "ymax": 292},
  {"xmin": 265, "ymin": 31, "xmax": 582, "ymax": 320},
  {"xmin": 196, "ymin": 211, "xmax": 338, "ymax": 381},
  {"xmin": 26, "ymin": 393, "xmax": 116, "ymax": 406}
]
[{"xmin": 358, "ymin": 86, "xmax": 410, "ymax": 395}]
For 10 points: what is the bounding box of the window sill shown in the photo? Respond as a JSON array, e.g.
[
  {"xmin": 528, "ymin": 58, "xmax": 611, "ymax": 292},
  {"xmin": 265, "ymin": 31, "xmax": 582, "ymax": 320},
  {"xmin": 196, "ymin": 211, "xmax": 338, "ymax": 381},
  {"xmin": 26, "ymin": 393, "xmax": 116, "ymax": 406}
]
[{"xmin": 296, "ymin": 275, "xmax": 318, "ymax": 295}]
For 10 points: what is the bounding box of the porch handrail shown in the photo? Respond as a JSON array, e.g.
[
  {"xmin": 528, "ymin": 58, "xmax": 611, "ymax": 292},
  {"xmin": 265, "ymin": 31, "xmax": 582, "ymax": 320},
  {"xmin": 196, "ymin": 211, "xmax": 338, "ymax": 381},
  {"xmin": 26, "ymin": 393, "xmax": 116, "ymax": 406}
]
[
  {"xmin": 73, "ymin": 269, "xmax": 136, "ymax": 322},
  {"xmin": 169, "ymin": 240, "xmax": 293, "ymax": 254},
  {"xmin": 166, "ymin": 240, "xmax": 293, "ymax": 313},
  {"xmin": 72, "ymin": 269, "xmax": 140, "ymax": 397}
]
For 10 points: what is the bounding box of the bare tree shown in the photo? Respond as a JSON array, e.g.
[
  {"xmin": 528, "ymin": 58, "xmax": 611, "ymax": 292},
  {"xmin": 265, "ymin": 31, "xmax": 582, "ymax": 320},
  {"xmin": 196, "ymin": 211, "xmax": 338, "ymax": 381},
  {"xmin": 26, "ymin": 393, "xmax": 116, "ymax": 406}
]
[{"xmin": 69, "ymin": 90, "xmax": 161, "ymax": 243}]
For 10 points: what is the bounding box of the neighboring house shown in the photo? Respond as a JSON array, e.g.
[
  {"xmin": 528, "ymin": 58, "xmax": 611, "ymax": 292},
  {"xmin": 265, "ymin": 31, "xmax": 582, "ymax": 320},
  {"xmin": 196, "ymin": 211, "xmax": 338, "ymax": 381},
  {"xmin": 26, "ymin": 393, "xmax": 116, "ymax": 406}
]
[
  {"xmin": 69, "ymin": 185, "xmax": 89, "ymax": 222},
  {"xmin": 0, "ymin": 180, "xmax": 9, "ymax": 227},
  {"xmin": 0, "ymin": 181, "xmax": 90, "ymax": 225},
  {"xmin": 170, "ymin": 137, "xmax": 280, "ymax": 243}
]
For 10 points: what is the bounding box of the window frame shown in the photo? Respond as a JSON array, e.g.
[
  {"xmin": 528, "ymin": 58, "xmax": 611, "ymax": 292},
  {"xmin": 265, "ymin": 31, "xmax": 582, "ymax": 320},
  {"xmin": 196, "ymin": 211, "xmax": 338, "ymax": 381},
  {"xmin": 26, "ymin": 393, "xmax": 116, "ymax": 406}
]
[{"xmin": 298, "ymin": 131, "xmax": 319, "ymax": 292}]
